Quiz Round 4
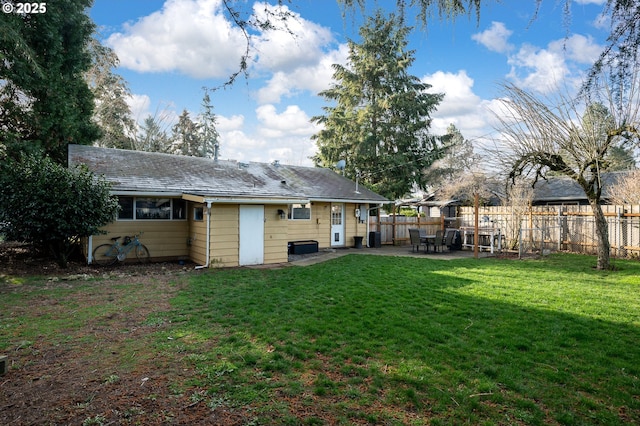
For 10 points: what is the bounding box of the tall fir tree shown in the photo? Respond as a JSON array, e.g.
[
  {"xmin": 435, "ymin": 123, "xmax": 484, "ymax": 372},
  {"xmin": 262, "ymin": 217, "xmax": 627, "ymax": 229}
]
[
  {"xmin": 312, "ymin": 10, "xmax": 443, "ymax": 199},
  {"xmin": 198, "ymin": 90, "xmax": 221, "ymax": 159},
  {"xmin": 85, "ymin": 37, "xmax": 136, "ymax": 150},
  {"xmin": 170, "ymin": 110, "xmax": 202, "ymax": 156},
  {"xmin": 0, "ymin": 0, "xmax": 99, "ymax": 164}
]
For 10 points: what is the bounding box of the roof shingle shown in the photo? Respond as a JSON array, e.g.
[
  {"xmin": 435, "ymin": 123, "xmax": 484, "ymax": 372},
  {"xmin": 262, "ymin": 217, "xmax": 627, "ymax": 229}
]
[{"xmin": 68, "ymin": 145, "xmax": 389, "ymax": 203}]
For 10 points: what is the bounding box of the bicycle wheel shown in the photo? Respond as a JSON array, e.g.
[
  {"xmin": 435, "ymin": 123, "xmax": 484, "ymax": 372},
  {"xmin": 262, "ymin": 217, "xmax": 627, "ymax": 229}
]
[
  {"xmin": 135, "ymin": 244, "xmax": 150, "ymax": 263},
  {"xmin": 93, "ymin": 244, "xmax": 118, "ymax": 266}
]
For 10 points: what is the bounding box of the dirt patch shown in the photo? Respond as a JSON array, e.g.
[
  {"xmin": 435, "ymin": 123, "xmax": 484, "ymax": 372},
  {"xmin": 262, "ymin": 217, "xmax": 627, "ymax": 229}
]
[{"xmin": 0, "ymin": 243, "xmax": 255, "ymax": 425}]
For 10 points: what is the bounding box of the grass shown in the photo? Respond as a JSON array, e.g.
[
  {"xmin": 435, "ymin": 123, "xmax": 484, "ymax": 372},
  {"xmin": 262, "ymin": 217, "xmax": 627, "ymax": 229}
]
[
  {"xmin": 2, "ymin": 253, "xmax": 640, "ymax": 424},
  {"xmin": 157, "ymin": 253, "xmax": 640, "ymax": 424}
]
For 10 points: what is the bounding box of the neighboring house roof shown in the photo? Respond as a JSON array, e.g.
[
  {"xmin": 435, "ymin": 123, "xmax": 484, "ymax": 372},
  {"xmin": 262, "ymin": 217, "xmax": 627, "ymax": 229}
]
[
  {"xmin": 531, "ymin": 172, "xmax": 627, "ymax": 204},
  {"xmin": 68, "ymin": 145, "xmax": 389, "ymax": 204}
]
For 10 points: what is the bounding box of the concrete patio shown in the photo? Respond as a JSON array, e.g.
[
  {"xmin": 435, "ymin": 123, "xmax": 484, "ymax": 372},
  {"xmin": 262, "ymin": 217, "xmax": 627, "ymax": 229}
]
[{"xmin": 288, "ymin": 244, "xmax": 496, "ymax": 267}]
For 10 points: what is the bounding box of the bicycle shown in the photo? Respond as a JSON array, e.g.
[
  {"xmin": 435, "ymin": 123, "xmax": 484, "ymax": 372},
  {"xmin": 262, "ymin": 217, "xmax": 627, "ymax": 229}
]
[{"xmin": 92, "ymin": 233, "xmax": 150, "ymax": 266}]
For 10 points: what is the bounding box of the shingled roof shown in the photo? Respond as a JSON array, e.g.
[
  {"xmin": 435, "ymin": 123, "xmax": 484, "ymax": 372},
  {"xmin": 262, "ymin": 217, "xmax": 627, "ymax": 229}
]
[
  {"xmin": 531, "ymin": 172, "xmax": 627, "ymax": 204},
  {"xmin": 68, "ymin": 145, "xmax": 389, "ymax": 203}
]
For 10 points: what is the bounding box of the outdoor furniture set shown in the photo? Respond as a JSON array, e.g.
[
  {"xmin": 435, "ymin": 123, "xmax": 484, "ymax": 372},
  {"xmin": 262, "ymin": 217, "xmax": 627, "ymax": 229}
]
[{"xmin": 409, "ymin": 228, "xmax": 458, "ymax": 254}]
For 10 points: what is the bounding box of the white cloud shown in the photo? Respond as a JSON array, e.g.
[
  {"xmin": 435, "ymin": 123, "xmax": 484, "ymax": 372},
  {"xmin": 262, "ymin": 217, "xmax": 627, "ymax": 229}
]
[
  {"xmin": 548, "ymin": 34, "xmax": 602, "ymax": 64},
  {"xmin": 126, "ymin": 93, "xmax": 151, "ymax": 120},
  {"xmin": 472, "ymin": 21, "xmax": 513, "ymax": 53},
  {"xmin": 255, "ymin": 43, "xmax": 349, "ymax": 104},
  {"xmin": 217, "ymin": 114, "xmax": 245, "ymax": 131},
  {"xmin": 106, "ymin": 0, "xmax": 247, "ymax": 79},
  {"xmin": 506, "ymin": 34, "xmax": 602, "ymax": 93},
  {"xmin": 255, "ymin": 104, "xmax": 318, "ymax": 138},
  {"xmin": 574, "ymin": 0, "xmax": 606, "ymax": 4},
  {"xmin": 214, "ymin": 105, "xmax": 318, "ymax": 165},
  {"xmin": 423, "ymin": 70, "xmax": 491, "ymax": 138},
  {"xmin": 251, "ymin": 2, "xmax": 334, "ymax": 72},
  {"xmin": 507, "ymin": 43, "xmax": 570, "ymax": 93}
]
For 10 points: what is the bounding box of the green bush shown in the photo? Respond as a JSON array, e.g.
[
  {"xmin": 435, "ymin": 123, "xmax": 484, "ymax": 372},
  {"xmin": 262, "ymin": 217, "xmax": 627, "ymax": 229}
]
[{"xmin": 0, "ymin": 154, "xmax": 119, "ymax": 267}]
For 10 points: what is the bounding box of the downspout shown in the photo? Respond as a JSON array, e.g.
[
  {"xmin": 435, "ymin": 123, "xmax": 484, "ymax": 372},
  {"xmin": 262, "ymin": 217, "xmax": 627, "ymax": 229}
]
[
  {"xmin": 195, "ymin": 201, "xmax": 212, "ymax": 270},
  {"xmin": 87, "ymin": 235, "xmax": 93, "ymax": 264}
]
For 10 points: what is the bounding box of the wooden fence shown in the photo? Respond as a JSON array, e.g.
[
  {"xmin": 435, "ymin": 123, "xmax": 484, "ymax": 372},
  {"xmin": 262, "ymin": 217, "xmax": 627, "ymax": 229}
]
[
  {"xmin": 369, "ymin": 205, "xmax": 640, "ymax": 257},
  {"xmin": 457, "ymin": 205, "xmax": 640, "ymax": 257}
]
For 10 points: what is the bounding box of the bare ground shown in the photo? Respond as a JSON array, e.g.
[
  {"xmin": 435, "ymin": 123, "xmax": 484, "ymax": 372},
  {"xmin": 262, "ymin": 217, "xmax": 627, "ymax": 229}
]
[{"xmin": 0, "ymin": 243, "xmax": 254, "ymax": 425}]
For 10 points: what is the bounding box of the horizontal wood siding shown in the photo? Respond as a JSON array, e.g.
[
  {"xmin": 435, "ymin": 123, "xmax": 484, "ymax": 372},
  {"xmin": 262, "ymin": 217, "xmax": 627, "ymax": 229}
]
[
  {"xmin": 189, "ymin": 202, "xmax": 208, "ymax": 266},
  {"xmin": 210, "ymin": 204, "xmax": 239, "ymax": 267},
  {"xmin": 344, "ymin": 203, "xmax": 368, "ymax": 247},
  {"xmin": 92, "ymin": 220, "xmax": 189, "ymax": 260},
  {"xmin": 286, "ymin": 202, "xmax": 331, "ymax": 247},
  {"xmin": 265, "ymin": 205, "xmax": 289, "ymax": 264}
]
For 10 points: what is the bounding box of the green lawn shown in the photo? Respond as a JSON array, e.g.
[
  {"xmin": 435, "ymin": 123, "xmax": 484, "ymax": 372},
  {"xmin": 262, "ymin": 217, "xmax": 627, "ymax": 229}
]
[
  {"xmin": 2, "ymin": 253, "xmax": 640, "ymax": 425},
  {"xmin": 162, "ymin": 254, "xmax": 640, "ymax": 425}
]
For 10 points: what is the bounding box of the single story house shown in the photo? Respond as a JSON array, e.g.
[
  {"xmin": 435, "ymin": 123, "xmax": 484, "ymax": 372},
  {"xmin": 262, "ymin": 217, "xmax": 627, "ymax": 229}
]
[
  {"xmin": 531, "ymin": 172, "xmax": 627, "ymax": 206},
  {"xmin": 69, "ymin": 144, "xmax": 389, "ymax": 267}
]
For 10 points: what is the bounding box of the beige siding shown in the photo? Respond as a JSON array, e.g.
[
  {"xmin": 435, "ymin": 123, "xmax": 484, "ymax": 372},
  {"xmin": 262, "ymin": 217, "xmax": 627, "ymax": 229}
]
[
  {"xmin": 86, "ymin": 198, "xmax": 375, "ymax": 267},
  {"xmin": 210, "ymin": 204, "xmax": 239, "ymax": 267},
  {"xmin": 286, "ymin": 202, "xmax": 331, "ymax": 247},
  {"xmin": 188, "ymin": 202, "xmax": 208, "ymax": 266},
  {"xmin": 91, "ymin": 220, "xmax": 189, "ymax": 261},
  {"xmin": 264, "ymin": 205, "xmax": 289, "ymax": 264},
  {"xmin": 286, "ymin": 202, "xmax": 368, "ymax": 248}
]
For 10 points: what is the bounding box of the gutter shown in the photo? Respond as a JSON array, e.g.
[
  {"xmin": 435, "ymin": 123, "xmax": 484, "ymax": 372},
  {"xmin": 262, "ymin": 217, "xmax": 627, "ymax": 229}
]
[
  {"xmin": 194, "ymin": 201, "xmax": 212, "ymax": 270},
  {"xmin": 203, "ymin": 197, "xmax": 308, "ymax": 205}
]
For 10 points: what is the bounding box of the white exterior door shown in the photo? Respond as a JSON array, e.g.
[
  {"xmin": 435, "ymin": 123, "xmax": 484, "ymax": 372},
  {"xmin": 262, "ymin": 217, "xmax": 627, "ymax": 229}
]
[
  {"xmin": 239, "ymin": 205, "xmax": 264, "ymax": 265},
  {"xmin": 331, "ymin": 203, "xmax": 345, "ymax": 247}
]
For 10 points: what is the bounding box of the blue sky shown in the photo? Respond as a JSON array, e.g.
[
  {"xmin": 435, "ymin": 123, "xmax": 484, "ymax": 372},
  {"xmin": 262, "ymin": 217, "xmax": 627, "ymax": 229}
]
[{"xmin": 90, "ymin": 0, "xmax": 608, "ymax": 165}]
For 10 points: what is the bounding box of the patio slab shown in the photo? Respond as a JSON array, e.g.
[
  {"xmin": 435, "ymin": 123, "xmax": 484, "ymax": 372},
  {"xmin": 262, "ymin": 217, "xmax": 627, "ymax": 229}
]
[{"xmin": 288, "ymin": 244, "xmax": 495, "ymax": 266}]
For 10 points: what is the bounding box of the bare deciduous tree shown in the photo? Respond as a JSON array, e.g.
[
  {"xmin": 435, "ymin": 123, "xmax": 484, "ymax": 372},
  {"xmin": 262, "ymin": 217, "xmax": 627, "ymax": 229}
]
[
  {"xmin": 491, "ymin": 68, "xmax": 640, "ymax": 270},
  {"xmin": 609, "ymin": 170, "xmax": 640, "ymax": 205}
]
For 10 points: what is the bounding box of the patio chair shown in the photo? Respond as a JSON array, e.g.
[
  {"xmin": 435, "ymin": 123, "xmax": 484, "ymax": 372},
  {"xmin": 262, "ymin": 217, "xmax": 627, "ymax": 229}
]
[
  {"xmin": 409, "ymin": 228, "xmax": 427, "ymax": 253},
  {"xmin": 433, "ymin": 229, "xmax": 445, "ymax": 252},
  {"xmin": 443, "ymin": 229, "xmax": 455, "ymax": 252}
]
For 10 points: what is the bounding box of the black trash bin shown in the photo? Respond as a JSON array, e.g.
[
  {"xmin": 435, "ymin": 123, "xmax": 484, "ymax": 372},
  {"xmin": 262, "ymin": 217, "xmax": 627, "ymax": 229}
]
[
  {"xmin": 368, "ymin": 231, "xmax": 381, "ymax": 248},
  {"xmin": 353, "ymin": 236, "xmax": 364, "ymax": 249}
]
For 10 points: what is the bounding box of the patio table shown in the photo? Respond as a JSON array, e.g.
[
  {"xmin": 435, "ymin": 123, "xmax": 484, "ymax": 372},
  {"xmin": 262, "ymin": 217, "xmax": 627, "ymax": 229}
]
[{"xmin": 420, "ymin": 234, "xmax": 437, "ymax": 253}]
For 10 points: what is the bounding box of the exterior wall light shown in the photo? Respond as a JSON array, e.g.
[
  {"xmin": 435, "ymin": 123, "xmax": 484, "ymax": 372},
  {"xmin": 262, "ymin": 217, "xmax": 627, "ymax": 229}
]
[{"xmin": 277, "ymin": 209, "xmax": 286, "ymax": 219}]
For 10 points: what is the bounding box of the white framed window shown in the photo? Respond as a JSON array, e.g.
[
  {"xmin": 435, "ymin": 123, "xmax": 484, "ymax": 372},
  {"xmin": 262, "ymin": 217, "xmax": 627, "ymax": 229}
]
[
  {"xmin": 117, "ymin": 196, "xmax": 186, "ymax": 220},
  {"xmin": 288, "ymin": 203, "xmax": 311, "ymax": 220}
]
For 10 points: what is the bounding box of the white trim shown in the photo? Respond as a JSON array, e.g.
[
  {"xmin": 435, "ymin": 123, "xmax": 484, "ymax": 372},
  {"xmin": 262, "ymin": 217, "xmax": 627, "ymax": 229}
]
[
  {"xmin": 203, "ymin": 197, "xmax": 309, "ymax": 205},
  {"xmin": 311, "ymin": 197, "xmax": 389, "ymax": 204},
  {"xmin": 112, "ymin": 190, "xmax": 183, "ymax": 197}
]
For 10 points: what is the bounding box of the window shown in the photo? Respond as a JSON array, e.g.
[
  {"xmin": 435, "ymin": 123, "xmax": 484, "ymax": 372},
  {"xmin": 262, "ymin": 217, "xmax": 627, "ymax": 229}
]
[
  {"xmin": 193, "ymin": 207, "xmax": 204, "ymax": 221},
  {"xmin": 116, "ymin": 196, "xmax": 187, "ymax": 220},
  {"xmin": 173, "ymin": 199, "xmax": 186, "ymax": 220},
  {"xmin": 118, "ymin": 196, "xmax": 134, "ymax": 220},
  {"xmin": 288, "ymin": 203, "xmax": 311, "ymax": 220},
  {"xmin": 136, "ymin": 198, "xmax": 171, "ymax": 219}
]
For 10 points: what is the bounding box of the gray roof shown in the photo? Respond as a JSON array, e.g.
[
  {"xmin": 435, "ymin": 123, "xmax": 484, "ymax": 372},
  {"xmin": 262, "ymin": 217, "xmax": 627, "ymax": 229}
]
[
  {"xmin": 68, "ymin": 145, "xmax": 388, "ymax": 203},
  {"xmin": 532, "ymin": 172, "xmax": 626, "ymax": 203}
]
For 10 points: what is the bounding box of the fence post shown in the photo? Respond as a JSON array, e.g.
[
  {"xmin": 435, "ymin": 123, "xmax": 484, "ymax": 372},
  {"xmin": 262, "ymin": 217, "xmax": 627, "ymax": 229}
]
[
  {"xmin": 557, "ymin": 209, "xmax": 562, "ymax": 252},
  {"xmin": 618, "ymin": 207, "xmax": 624, "ymax": 257},
  {"xmin": 519, "ymin": 227, "xmax": 523, "ymax": 259}
]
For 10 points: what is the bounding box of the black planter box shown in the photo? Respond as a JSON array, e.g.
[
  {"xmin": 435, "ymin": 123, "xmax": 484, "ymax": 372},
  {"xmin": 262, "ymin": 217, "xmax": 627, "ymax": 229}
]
[{"xmin": 288, "ymin": 240, "xmax": 319, "ymax": 255}]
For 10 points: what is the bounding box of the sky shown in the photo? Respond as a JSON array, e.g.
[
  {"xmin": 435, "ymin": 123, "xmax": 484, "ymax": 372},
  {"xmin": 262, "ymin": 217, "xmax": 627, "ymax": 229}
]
[{"xmin": 89, "ymin": 0, "xmax": 610, "ymax": 166}]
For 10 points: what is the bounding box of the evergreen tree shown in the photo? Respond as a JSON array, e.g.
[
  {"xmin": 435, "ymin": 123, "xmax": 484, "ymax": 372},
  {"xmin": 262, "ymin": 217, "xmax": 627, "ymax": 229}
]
[
  {"xmin": 0, "ymin": 0, "xmax": 99, "ymax": 164},
  {"xmin": 85, "ymin": 38, "xmax": 136, "ymax": 150},
  {"xmin": 198, "ymin": 90, "xmax": 221, "ymax": 159},
  {"xmin": 311, "ymin": 10, "xmax": 444, "ymax": 199},
  {"xmin": 170, "ymin": 110, "xmax": 202, "ymax": 156},
  {"xmin": 136, "ymin": 116, "xmax": 170, "ymax": 153}
]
